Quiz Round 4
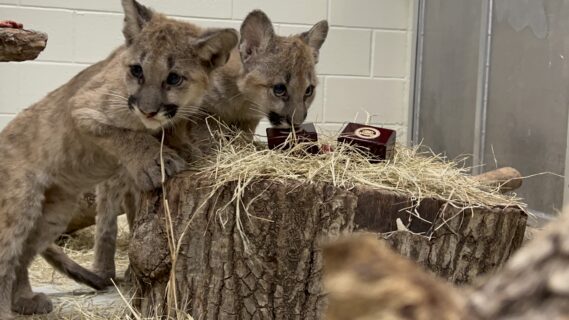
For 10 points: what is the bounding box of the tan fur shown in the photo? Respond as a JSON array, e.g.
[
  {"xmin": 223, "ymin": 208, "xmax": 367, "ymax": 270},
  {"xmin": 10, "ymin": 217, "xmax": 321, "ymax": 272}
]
[
  {"xmin": 204, "ymin": 10, "xmax": 329, "ymax": 133},
  {"xmin": 55, "ymin": 9, "xmax": 330, "ymax": 288},
  {"xmin": 323, "ymin": 235, "xmax": 467, "ymax": 320},
  {"xmin": 0, "ymin": 0, "xmax": 237, "ymax": 317}
]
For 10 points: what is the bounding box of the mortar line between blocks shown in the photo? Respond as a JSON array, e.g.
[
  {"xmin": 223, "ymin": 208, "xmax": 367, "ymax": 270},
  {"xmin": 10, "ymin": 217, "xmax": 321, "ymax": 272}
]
[
  {"xmin": 369, "ymin": 30, "xmax": 375, "ymax": 79},
  {"xmin": 321, "ymin": 77, "xmax": 328, "ymax": 123}
]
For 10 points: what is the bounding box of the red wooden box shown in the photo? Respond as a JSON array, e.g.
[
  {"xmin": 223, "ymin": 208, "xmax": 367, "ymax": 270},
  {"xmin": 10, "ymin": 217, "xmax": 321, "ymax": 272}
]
[
  {"xmin": 337, "ymin": 122, "xmax": 396, "ymax": 162},
  {"xmin": 266, "ymin": 123, "xmax": 319, "ymax": 154}
]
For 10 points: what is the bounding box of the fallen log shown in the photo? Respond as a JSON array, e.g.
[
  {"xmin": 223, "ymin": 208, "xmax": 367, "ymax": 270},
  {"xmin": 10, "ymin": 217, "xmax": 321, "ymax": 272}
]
[
  {"xmin": 473, "ymin": 167, "xmax": 523, "ymax": 193},
  {"xmin": 0, "ymin": 27, "xmax": 47, "ymax": 62},
  {"xmin": 128, "ymin": 172, "xmax": 526, "ymax": 318}
]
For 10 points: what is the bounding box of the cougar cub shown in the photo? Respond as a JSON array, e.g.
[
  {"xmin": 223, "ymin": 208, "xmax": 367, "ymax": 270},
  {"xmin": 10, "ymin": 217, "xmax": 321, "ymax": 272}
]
[
  {"xmin": 55, "ymin": 9, "xmax": 329, "ymax": 288},
  {"xmin": 0, "ymin": 0, "xmax": 237, "ymax": 317}
]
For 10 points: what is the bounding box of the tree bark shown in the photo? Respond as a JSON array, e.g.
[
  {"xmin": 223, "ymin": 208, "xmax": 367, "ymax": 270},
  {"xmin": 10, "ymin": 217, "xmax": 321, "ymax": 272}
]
[
  {"xmin": 128, "ymin": 172, "xmax": 526, "ymax": 319},
  {"xmin": 0, "ymin": 28, "xmax": 47, "ymax": 62},
  {"xmin": 322, "ymin": 235, "xmax": 469, "ymax": 320},
  {"xmin": 130, "ymin": 173, "xmax": 356, "ymax": 319},
  {"xmin": 324, "ymin": 209, "xmax": 569, "ymax": 320},
  {"xmin": 466, "ymin": 208, "xmax": 569, "ymax": 319},
  {"xmin": 353, "ymin": 187, "xmax": 526, "ymax": 284}
]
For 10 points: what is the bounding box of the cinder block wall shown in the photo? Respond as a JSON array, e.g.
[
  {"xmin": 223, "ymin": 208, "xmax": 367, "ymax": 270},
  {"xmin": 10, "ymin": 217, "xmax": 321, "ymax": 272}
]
[{"xmin": 0, "ymin": 0, "xmax": 416, "ymax": 143}]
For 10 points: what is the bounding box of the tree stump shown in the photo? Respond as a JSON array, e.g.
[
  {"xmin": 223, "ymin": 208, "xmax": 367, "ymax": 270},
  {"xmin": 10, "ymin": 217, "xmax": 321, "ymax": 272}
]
[
  {"xmin": 130, "ymin": 173, "xmax": 356, "ymax": 318},
  {"xmin": 128, "ymin": 172, "xmax": 526, "ymax": 319},
  {"xmin": 0, "ymin": 28, "xmax": 47, "ymax": 62}
]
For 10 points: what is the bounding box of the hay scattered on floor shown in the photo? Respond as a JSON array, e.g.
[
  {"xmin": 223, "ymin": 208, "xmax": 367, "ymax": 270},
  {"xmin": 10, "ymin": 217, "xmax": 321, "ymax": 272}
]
[{"xmin": 26, "ymin": 216, "xmax": 132, "ymax": 320}]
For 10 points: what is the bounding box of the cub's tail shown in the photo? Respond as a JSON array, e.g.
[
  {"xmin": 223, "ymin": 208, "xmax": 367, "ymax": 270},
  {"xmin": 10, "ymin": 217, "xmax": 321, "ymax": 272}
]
[{"xmin": 41, "ymin": 244, "xmax": 109, "ymax": 290}]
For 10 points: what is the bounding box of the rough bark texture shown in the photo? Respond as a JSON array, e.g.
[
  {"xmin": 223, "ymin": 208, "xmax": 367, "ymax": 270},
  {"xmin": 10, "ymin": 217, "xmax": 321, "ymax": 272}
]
[
  {"xmin": 324, "ymin": 209, "xmax": 569, "ymax": 319},
  {"xmin": 0, "ymin": 28, "xmax": 47, "ymax": 61},
  {"xmin": 129, "ymin": 172, "xmax": 526, "ymax": 319},
  {"xmin": 383, "ymin": 206, "xmax": 527, "ymax": 284},
  {"xmin": 353, "ymin": 189, "xmax": 527, "ymax": 284},
  {"xmin": 130, "ymin": 173, "xmax": 356, "ymax": 319},
  {"xmin": 322, "ymin": 235, "xmax": 469, "ymax": 320},
  {"xmin": 466, "ymin": 209, "xmax": 569, "ymax": 319}
]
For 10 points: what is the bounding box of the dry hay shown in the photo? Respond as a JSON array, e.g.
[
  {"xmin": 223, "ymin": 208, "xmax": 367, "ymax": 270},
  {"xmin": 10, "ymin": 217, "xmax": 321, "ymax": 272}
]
[
  {"xmin": 192, "ymin": 128, "xmax": 524, "ymax": 212},
  {"xmin": 25, "ymin": 216, "xmax": 132, "ymax": 320},
  {"xmin": 27, "ymin": 215, "xmax": 196, "ymax": 319}
]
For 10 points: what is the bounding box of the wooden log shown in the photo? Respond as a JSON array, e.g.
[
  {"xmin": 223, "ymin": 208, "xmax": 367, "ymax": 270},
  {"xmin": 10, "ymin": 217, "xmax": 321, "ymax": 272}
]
[
  {"xmin": 322, "ymin": 235, "xmax": 468, "ymax": 320},
  {"xmin": 467, "ymin": 208, "xmax": 569, "ymax": 319},
  {"xmin": 128, "ymin": 172, "xmax": 526, "ymax": 318},
  {"xmin": 130, "ymin": 173, "xmax": 356, "ymax": 318},
  {"xmin": 353, "ymin": 188, "xmax": 526, "ymax": 284},
  {"xmin": 324, "ymin": 209, "xmax": 569, "ymax": 319},
  {"xmin": 473, "ymin": 167, "xmax": 523, "ymax": 193},
  {"xmin": 0, "ymin": 28, "xmax": 47, "ymax": 62}
]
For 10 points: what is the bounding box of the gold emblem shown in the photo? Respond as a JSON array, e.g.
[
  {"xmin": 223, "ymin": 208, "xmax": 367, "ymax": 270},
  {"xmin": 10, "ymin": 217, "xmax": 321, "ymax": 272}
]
[{"xmin": 355, "ymin": 127, "xmax": 380, "ymax": 139}]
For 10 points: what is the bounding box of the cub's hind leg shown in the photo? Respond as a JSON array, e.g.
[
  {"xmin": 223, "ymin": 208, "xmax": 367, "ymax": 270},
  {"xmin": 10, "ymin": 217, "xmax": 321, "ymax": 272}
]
[
  {"xmin": 0, "ymin": 173, "xmax": 45, "ymax": 320},
  {"xmin": 11, "ymin": 186, "xmax": 77, "ymax": 316}
]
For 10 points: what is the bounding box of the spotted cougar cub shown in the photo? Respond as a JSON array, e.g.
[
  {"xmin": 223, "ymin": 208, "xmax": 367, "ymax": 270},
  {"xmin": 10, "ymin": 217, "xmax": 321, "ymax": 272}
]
[
  {"xmin": 0, "ymin": 0, "xmax": 237, "ymax": 317},
  {"xmin": 54, "ymin": 9, "xmax": 329, "ymax": 287}
]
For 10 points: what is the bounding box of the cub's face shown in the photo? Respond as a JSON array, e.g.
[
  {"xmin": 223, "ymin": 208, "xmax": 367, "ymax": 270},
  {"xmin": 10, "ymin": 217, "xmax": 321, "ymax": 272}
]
[
  {"xmin": 120, "ymin": 0, "xmax": 237, "ymax": 130},
  {"xmin": 239, "ymin": 10, "xmax": 328, "ymax": 128}
]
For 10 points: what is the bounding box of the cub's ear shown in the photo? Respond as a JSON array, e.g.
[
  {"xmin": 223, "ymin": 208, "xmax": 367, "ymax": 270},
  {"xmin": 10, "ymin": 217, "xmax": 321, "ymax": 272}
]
[
  {"xmin": 239, "ymin": 10, "xmax": 275, "ymax": 64},
  {"xmin": 121, "ymin": 0, "xmax": 154, "ymax": 45},
  {"xmin": 300, "ymin": 20, "xmax": 329, "ymax": 63},
  {"xmin": 195, "ymin": 28, "xmax": 239, "ymax": 69}
]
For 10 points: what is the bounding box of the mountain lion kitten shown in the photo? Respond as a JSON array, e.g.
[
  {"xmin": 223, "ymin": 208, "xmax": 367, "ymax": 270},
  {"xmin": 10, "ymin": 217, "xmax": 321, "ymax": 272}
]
[
  {"xmin": 0, "ymin": 0, "xmax": 237, "ymax": 317},
  {"xmin": 49, "ymin": 9, "xmax": 329, "ymax": 288}
]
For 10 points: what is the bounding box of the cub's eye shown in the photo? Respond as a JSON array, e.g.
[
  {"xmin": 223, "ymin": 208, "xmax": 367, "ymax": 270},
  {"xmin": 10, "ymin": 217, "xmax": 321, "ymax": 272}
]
[
  {"xmin": 166, "ymin": 72, "xmax": 183, "ymax": 86},
  {"xmin": 305, "ymin": 85, "xmax": 315, "ymax": 97},
  {"xmin": 130, "ymin": 64, "xmax": 143, "ymax": 79},
  {"xmin": 273, "ymin": 84, "xmax": 287, "ymax": 97}
]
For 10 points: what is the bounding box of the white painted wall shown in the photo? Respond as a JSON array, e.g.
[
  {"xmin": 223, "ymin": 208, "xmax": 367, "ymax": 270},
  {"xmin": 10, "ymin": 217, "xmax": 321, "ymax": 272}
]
[{"xmin": 0, "ymin": 0, "xmax": 416, "ymax": 143}]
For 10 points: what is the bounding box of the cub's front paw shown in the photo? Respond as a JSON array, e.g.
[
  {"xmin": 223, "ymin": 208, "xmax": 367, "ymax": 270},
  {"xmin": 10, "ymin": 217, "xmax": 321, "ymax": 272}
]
[
  {"xmin": 128, "ymin": 148, "xmax": 185, "ymax": 191},
  {"xmin": 12, "ymin": 293, "xmax": 53, "ymax": 315}
]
